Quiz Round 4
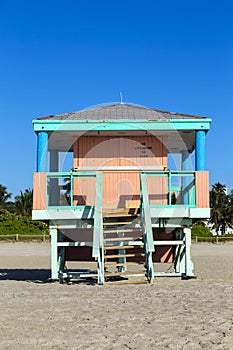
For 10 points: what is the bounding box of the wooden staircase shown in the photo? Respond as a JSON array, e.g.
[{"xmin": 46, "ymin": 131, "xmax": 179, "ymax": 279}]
[{"xmin": 103, "ymin": 211, "xmax": 148, "ymax": 284}]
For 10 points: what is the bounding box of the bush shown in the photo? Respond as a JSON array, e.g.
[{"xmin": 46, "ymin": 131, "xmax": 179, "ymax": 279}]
[
  {"xmin": 191, "ymin": 224, "xmax": 212, "ymax": 238},
  {"xmin": 0, "ymin": 214, "xmax": 48, "ymax": 236}
]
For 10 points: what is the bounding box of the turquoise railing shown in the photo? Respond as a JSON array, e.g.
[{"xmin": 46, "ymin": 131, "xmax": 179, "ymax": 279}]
[
  {"xmin": 47, "ymin": 171, "xmax": 104, "ymax": 283},
  {"xmin": 142, "ymin": 170, "xmax": 196, "ymax": 207},
  {"xmin": 46, "ymin": 171, "xmax": 97, "ymax": 208}
]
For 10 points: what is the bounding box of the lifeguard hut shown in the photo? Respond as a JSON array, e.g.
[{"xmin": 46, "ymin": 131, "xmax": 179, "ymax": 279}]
[{"xmin": 32, "ymin": 103, "xmax": 211, "ymax": 284}]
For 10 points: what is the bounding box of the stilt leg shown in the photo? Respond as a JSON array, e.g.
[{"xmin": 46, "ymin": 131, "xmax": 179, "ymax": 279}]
[{"xmin": 50, "ymin": 225, "xmax": 59, "ymax": 280}]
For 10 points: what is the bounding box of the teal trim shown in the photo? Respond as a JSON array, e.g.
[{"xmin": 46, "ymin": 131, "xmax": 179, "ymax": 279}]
[
  {"xmin": 168, "ymin": 172, "xmax": 172, "ymax": 205},
  {"xmin": 48, "ymin": 171, "xmax": 97, "ymax": 177},
  {"xmin": 149, "ymin": 204, "xmax": 196, "ymax": 208},
  {"xmin": 46, "ymin": 205, "xmax": 94, "ymax": 210},
  {"xmin": 144, "ymin": 171, "xmax": 196, "ymax": 176},
  {"xmin": 33, "ymin": 118, "xmax": 211, "ymax": 132}
]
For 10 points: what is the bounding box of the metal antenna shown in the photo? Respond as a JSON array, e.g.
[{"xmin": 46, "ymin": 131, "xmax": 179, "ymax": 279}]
[{"xmin": 120, "ymin": 91, "xmax": 123, "ymax": 104}]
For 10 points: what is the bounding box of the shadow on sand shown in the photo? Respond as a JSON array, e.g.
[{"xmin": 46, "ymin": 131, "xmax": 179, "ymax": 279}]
[
  {"xmin": 0, "ymin": 269, "xmax": 98, "ymax": 285},
  {"xmin": 0, "ymin": 269, "xmax": 50, "ymax": 283}
]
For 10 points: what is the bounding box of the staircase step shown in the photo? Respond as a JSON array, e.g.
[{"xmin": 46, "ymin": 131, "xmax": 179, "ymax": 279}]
[
  {"xmin": 104, "ymin": 253, "xmax": 145, "ymax": 259},
  {"xmin": 104, "ymin": 262, "xmax": 143, "ymax": 267},
  {"xmin": 104, "ymin": 236, "xmax": 142, "ymax": 242},
  {"xmin": 103, "ymin": 208, "xmax": 140, "ymax": 217},
  {"xmin": 103, "ymin": 221, "xmax": 134, "ymax": 226},
  {"xmin": 105, "ymin": 271, "xmax": 145, "ymax": 277},
  {"xmin": 104, "ymin": 228, "xmax": 141, "ymax": 233},
  {"xmin": 104, "ymin": 245, "xmax": 143, "ymax": 250}
]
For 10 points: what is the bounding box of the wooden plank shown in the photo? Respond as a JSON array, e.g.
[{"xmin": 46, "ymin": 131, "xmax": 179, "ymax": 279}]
[
  {"xmin": 33, "ymin": 172, "xmax": 47, "ymax": 210},
  {"xmin": 103, "ymin": 228, "xmax": 141, "ymax": 233},
  {"xmin": 196, "ymin": 171, "xmax": 209, "ymax": 208},
  {"xmin": 104, "ymin": 253, "xmax": 145, "ymax": 259},
  {"xmin": 104, "ymin": 237, "xmax": 142, "ymax": 242},
  {"xmin": 103, "ymin": 221, "xmax": 134, "ymax": 226},
  {"xmin": 104, "ymin": 245, "xmax": 143, "ymax": 250},
  {"xmin": 153, "ymin": 240, "xmax": 184, "ymax": 246},
  {"xmin": 104, "ymin": 262, "xmax": 142, "ymax": 267}
]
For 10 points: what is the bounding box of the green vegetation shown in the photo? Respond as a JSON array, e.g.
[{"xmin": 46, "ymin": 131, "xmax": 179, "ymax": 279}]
[
  {"xmin": 0, "ymin": 181, "xmax": 233, "ymax": 241},
  {"xmin": 0, "ymin": 214, "xmax": 48, "ymax": 240},
  {"xmin": 209, "ymin": 182, "xmax": 233, "ymax": 235},
  {"xmin": 191, "ymin": 224, "xmax": 212, "ymax": 238},
  {"xmin": 0, "ymin": 186, "xmax": 49, "ymax": 241}
]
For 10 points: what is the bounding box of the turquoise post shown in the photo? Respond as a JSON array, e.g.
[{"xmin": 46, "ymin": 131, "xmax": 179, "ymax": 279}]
[
  {"xmin": 195, "ymin": 130, "xmax": 206, "ymax": 171},
  {"xmin": 37, "ymin": 132, "xmax": 48, "ymax": 172}
]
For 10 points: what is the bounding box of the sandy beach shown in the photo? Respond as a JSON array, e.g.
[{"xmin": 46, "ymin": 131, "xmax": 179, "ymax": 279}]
[{"xmin": 0, "ymin": 243, "xmax": 232, "ymax": 349}]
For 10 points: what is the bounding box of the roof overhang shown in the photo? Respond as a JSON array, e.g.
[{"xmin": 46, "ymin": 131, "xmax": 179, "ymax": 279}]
[{"xmin": 33, "ymin": 118, "xmax": 211, "ymax": 133}]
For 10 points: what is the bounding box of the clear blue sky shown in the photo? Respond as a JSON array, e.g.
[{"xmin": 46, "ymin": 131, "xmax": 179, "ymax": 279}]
[{"xmin": 0, "ymin": 0, "xmax": 233, "ymax": 197}]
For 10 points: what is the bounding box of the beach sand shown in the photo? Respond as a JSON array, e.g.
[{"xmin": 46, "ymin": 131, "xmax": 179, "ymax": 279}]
[{"xmin": 0, "ymin": 243, "xmax": 232, "ymax": 349}]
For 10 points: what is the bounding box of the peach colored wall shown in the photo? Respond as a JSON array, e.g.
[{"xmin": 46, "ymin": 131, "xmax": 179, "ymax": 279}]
[
  {"xmin": 33, "ymin": 172, "xmax": 47, "ymax": 210},
  {"xmin": 73, "ymin": 136, "xmax": 168, "ymax": 208},
  {"xmin": 196, "ymin": 171, "xmax": 209, "ymax": 208}
]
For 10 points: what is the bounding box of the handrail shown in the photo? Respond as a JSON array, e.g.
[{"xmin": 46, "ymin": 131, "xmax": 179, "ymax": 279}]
[
  {"xmin": 140, "ymin": 174, "xmax": 155, "ymax": 253},
  {"xmin": 140, "ymin": 173, "xmax": 155, "ymax": 283},
  {"xmin": 92, "ymin": 172, "xmax": 104, "ymax": 284},
  {"xmin": 93, "ymin": 172, "xmax": 103, "ymax": 258}
]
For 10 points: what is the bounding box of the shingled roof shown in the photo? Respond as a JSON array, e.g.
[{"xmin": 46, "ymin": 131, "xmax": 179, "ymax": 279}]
[{"xmin": 37, "ymin": 103, "xmax": 205, "ymax": 121}]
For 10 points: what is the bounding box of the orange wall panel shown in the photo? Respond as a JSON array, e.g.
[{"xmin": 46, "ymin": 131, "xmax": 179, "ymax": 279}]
[
  {"xmin": 73, "ymin": 136, "xmax": 168, "ymax": 208},
  {"xmin": 195, "ymin": 171, "xmax": 209, "ymax": 208},
  {"xmin": 33, "ymin": 172, "xmax": 47, "ymax": 210}
]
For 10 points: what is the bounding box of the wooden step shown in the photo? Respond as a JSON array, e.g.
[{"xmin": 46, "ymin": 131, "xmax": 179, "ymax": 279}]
[
  {"xmin": 104, "ymin": 245, "xmax": 143, "ymax": 250},
  {"xmin": 103, "ymin": 208, "xmax": 140, "ymax": 218},
  {"xmin": 103, "ymin": 221, "xmax": 134, "ymax": 226},
  {"xmin": 104, "ymin": 253, "xmax": 145, "ymax": 259},
  {"xmin": 104, "ymin": 236, "xmax": 142, "ymax": 242},
  {"xmin": 104, "ymin": 262, "xmax": 143, "ymax": 268},
  {"xmin": 104, "ymin": 228, "xmax": 141, "ymax": 233},
  {"xmin": 105, "ymin": 271, "xmax": 145, "ymax": 277}
]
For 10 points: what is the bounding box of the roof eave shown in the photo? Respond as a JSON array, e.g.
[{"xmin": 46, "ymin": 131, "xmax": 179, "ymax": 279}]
[{"xmin": 33, "ymin": 118, "xmax": 212, "ymax": 133}]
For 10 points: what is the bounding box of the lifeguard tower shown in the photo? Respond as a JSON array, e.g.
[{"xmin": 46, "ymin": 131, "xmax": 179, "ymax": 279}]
[{"xmin": 32, "ymin": 103, "xmax": 211, "ymax": 284}]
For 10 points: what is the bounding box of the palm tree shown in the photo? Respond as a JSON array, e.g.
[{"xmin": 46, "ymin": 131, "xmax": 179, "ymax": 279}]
[
  {"xmin": 209, "ymin": 182, "xmax": 231, "ymax": 235},
  {"xmin": 0, "ymin": 184, "xmax": 12, "ymax": 212},
  {"xmin": 14, "ymin": 189, "xmax": 33, "ymax": 216}
]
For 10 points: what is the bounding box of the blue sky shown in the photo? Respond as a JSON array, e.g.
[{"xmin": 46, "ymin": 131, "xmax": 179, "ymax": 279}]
[{"xmin": 0, "ymin": 0, "xmax": 233, "ymax": 197}]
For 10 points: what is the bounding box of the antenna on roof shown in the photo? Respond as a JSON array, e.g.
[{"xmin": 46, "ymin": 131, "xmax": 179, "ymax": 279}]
[{"xmin": 120, "ymin": 91, "xmax": 123, "ymax": 104}]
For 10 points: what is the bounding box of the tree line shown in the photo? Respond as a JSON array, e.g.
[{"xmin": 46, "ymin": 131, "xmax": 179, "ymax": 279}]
[
  {"xmin": 0, "ymin": 185, "xmax": 32, "ymax": 216},
  {"xmin": 0, "ymin": 182, "xmax": 233, "ymax": 236},
  {"xmin": 0, "ymin": 185, "xmax": 48, "ymax": 237}
]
